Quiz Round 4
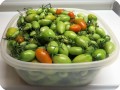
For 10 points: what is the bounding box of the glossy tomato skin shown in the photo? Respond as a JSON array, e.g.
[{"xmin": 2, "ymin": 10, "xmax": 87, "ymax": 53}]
[
  {"xmin": 68, "ymin": 12, "xmax": 75, "ymax": 18},
  {"xmin": 70, "ymin": 24, "xmax": 81, "ymax": 32},
  {"xmin": 74, "ymin": 19, "xmax": 87, "ymax": 30},
  {"xmin": 35, "ymin": 48, "xmax": 52, "ymax": 63}
]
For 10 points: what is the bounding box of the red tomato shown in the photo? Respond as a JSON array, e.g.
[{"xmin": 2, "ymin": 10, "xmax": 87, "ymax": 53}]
[
  {"xmin": 70, "ymin": 24, "xmax": 81, "ymax": 32},
  {"xmin": 74, "ymin": 19, "xmax": 87, "ymax": 30},
  {"xmin": 56, "ymin": 9, "xmax": 63, "ymax": 15},
  {"xmin": 68, "ymin": 11, "xmax": 75, "ymax": 18},
  {"xmin": 35, "ymin": 48, "xmax": 52, "ymax": 63}
]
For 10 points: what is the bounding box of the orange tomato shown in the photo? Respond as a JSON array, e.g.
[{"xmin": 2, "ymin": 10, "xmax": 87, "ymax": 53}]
[
  {"xmin": 35, "ymin": 48, "xmax": 52, "ymax": 63},
  {"xmin": 56, "ymin": 9, "xmax": 63, "ymax": 15},
  {"xmin": 74, "ymin": 19, "xmax": 87, "ymax": 30},
  {"xmin": 70, "ymin": 24, "xmax": 81, "ymax": 32},
  {"xmin": 68, "ymin": 11, "xmax": 75, "ymax": 18}
]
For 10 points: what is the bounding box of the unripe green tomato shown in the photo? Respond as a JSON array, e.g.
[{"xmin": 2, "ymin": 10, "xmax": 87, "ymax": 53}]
[
  {"xmin": 49, "ymin": 8, "xmax": 56, "ymax": 14},
  {"xmin": 40, "ymin": 29, "xmax": 56, "ymax": 40},
  {"xmin": 47, "ymin": 41, "xmax": 59, "ymax": 54},
  {"xmin": 75, "ymin": 36, "xmax": 90, "ymax": 48},
  {"xmin": 92, "ymin": 33, "xmax": 101, "ymax": 40},
  {"xmin": 59, "ymin": 15, "xmax": 70, "ymax": 22},
  {"xmin": 95, "ymin": 27, "xmax": 106, "ymax": 37},
  {"xmin": 88, "ymin": 25, "xmax": 95, "ymax": 33},
  {"xmin": 77, "ymin": 13, "xmax": 85, "ymax": 18},
  {"xmin": 25, "ymin": 43, "xmax": 38, "ymax": 50},
  {"xmin": 23, "ymin": 23, "xmax": 32, "ymax": 31},
  {"xmin": 53, "ymin": 54, "xmax": 71, "ymax": 63},
  {"xmin": 45, "ymin": 14, "xmax": 56, "ymax": 21},
  {"xmin": 25, "ymin": 14, "xmax": 37, "ymax": 22},
  {"xmin": 57, "ymin": 21, "xmax": 65, "ymax": 34},
  {"xmin": 64, "ymin": 31, "xmax": 77, "ymax": 40},
  {"xmin": 69, "ymin": 47, "xmax": 83, "ymax": 55},
  {"xmin": 17, "ymin": 16, "xmax": 25, "ymax": 27},
  {"xmin": 72, "ymin": 54, "xmax": 92, "ymax": 63},
  {"xmin": 20, "ymin": 50, "xmax": 35, "ymax": 62},
  {"xmin": 32, "ymin": 21, "xmax": 40, "ymax": 29},
  {"xmin": 59, "ymin": 43, "xmax": 69, "ymax": 56},
  {"xmin": 85, "ymin": 46, "xmax": 95, "ymax": 54},
  {"xmin": 36, "ymin": 8, "xmax": 43, "ymax": 15},
  {"xmin": 39, "ymin": 12, "xmax": 45, "ymax": 19},
  {"xmin": 6, "ymin": 27, "xmax": 19, "ymax": 38},
  {"xmin": 50, "ymin": 23, "xmax": 57, "ymax": 31},
  {"xmin": 40, "ymin": 19, "xmax": 52, "ymax": 26},
  {"xmin": 40, "ymin": 26, "xmax": 49, "ymax": 32},
  {"xmin": 26, "ymin": 9, "xmax": 36, "ymax": 15},
  {"xmin": 88, "ymin": 14, "xmax": 97, "ymax": 21},
  {"xmin": 30, "ymin": 31, "xmax": 36, "ymax": 36},
  {"xmin": 92, "ymin": 49, "xmax": 106, "ymax": 60},
  {"xmin": 104, "ymin": 41, "xmax": 115, "ymax": 54}
]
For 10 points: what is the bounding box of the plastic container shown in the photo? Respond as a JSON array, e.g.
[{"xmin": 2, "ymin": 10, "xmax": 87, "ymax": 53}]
[{"xmin": 0, "ymin": 8, "xmax": 119, "ymax": 86}]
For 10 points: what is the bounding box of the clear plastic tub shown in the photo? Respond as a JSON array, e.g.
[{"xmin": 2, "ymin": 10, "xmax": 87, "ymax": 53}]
[{"xmin": 0, "ymin": 8, "xmax": 119, "ymax": 86}]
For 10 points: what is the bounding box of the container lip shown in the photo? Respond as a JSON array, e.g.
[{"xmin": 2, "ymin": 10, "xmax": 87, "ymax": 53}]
[{"xmin": 1, "ymin": 8, "xmax": 120, "ymax": 70}]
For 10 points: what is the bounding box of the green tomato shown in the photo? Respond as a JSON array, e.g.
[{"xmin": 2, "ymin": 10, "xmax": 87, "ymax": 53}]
[
  {"xmin": 45, "ymin": 14, "xmax": 56, "ymax": 21},
  {"xmin": 49, "ymin": 8, "xmax": 56, "ymax": 14},
  {"xmin": 40, "ymin": 29, "xmax": 56, "ymax": 40},
  {"xmin": 57, "ymin": 21, "xmax": 65, "ymax": 34},
  {"xmin": 40, "ymin": 19, "xmax": 52, "ymax": 26},
  {"xmin": 85, "ymin": 46, "xmax": 95, "ymax": 54},
  {"xmin": 59, "ymin": 43, "xmax": 69, "ymax": 56},
  {"xmin": 104, "ymin": 41, "xmax": 115, "ymax": 54},
  {"xmin": 25, "ymin": 14, "xmax": 39, "ymax": 22},
  {"xmin": 26, "ymin": 9, "xmax": 36, "ymax": 15},
  {"xmin": 6, "ymin": 27, "xmax": 19, "ymax": 38},
  {"xmin": 72, "ymin": 54, "xmax": 92, "ymax": 63},
  {"xmin": 92, "ymin": 33, "xmax": 101, "ymax": 40},
  {"xmin": 23, "ymin": 23, "xmax": 32, "ymax": 31},
  {"xmin": 50, "ymin": 23, "xmax": 57, "ymax": 31},
  {"xmin": 32, "ymin": 21, "xmax": 40, "ymax": 29},
  {"xmin": 25, "ymin": 43, "xmax": 38, "ymax": 50},
  {"xmin": 30, "ymin": 31, "xmax": 36, "ymax": 36},
  {"xmin": 95, "ymin": 27, "xmax": 106, "ymax": 37},
  {"xmin": 64, "ymin": 31, "xmax": 77, "ymax": 40},
  {"xmin": 36, "ymin": 8, "xmax": 43, "ymax": 15},
  {"xmin": 92, "ymin": 49, "xmax": 106, "ymax": 60},
  {"xmin": 40, "ymin": 26, "xmax": 49, "ymax": 32},
  {"xmin": 20, "ymin": 50, "xmax": 35, "ymax": 62},
  {"xmin": 88, "ymin": 25, "xmax": 95, "ymax": 33},
  {"xmin": 75, "ymin": 36, "xmax": 90, "ymax": 48},
  {"xmin": 88, "ymin": 14, "xmax": 97, "ymax": 21},
  {"xmin": 53, "ymin": 54, "xmax": 71, "ymax": 63},
  {"xmin": 47, "ymin": 41, "xmax": 59, "ymax": 54},
  {"xmin": 59, "ymin": 15, "xmax": 70, "ymax": 22},
  {"xmin": 69, "ymin": 47, "xmax": 83, "ymax": 55},
  {"xmin": 39, "ymin": 12, "xmax": 45, "ymax": 19}
]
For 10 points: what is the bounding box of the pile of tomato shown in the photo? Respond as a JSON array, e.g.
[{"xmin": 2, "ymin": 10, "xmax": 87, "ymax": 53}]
[{"xmin": 6, "ymin": 4, "xmax": 115, "ymax": 64}]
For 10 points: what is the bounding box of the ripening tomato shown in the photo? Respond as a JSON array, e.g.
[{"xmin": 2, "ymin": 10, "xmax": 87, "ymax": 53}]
[
  {"xmin": 35, "ymin": 48, "xmax": 52, "ymax": 63},
  {"xmin": 70, "ymin": 24, "xmax": 81, "ymax": 32},
  {"xmin": 68, "ymin": 11, "xmax": 75, "ymax": 18},
  {"xmin": 56, "ymin": 9, "xmax": 63, "ymax": 15},
  {"xmin": 15, "ymin": 35, "xmax": 24, "ymax": 43},
  {"xmin": 74, "ymin": 19, "xmax": 87, "ymax": 30}
]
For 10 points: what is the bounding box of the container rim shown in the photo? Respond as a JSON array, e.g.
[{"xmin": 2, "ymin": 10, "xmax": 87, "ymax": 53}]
[{"xmin": 1, "ymin": 8, "xmax": 119, "ymax": 70}]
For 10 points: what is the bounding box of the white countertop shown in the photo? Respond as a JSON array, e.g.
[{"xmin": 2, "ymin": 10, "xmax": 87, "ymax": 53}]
[{"xmin": 0, "ymin": 10, "xmax": 120, "ymax": 90}]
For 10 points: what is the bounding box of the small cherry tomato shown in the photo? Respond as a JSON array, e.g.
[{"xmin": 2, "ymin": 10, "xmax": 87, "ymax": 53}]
[
  {"xmin": 74, "ymin": 19, "xmax": 87, "ymax": 30},
  {"xmin": 56, "ymin": 9, "xmax": 63, "ymax": 15},
  {"xmin": 15, "ymin": 35, "xmax": 24, "ymax": 43},
  {"xmin": 68, "ymin": 11, "xmax": 75, "ymax": 18},
  {"xmin": 70, "ymin": 24, "xmax": 81, "ymax": 32}
]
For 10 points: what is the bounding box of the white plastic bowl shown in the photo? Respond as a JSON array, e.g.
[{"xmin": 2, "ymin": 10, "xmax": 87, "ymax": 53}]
[{"xmin": 0, "ymin": 8, "xmax": 119, "ymax": 86}]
